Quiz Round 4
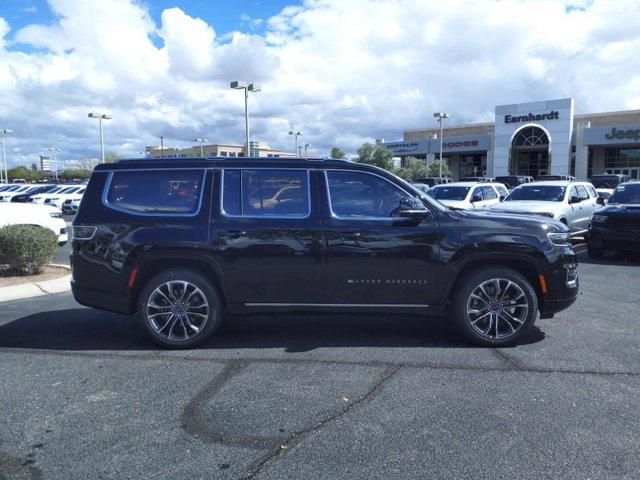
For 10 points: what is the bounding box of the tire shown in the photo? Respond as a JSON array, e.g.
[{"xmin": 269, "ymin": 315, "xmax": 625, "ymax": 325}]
[
  {"xmin": 451, "ymin": 268, "xmax": 538, "ymax": 347},
  {"xmin": 587, "ymin": 243, "xmax": 605, "ymax": 259},
  {"xmin": 138, "ymin": 269, "xmax": 223, "ymax": 348}
]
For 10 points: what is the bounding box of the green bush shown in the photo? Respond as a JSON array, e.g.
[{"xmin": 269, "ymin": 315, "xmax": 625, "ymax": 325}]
[{"xmin": 0, "ymin": 225, "xmax": 58, "ymax": 276}]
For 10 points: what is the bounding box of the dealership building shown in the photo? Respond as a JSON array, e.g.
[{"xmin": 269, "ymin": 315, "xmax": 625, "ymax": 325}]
[{"xmin": 379, "ymin": 98, "xmax": 640, "ymax": 181}]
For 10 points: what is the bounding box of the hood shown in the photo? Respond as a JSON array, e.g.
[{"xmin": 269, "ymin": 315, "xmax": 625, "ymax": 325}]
[
  {"xmin": 448, "ymin": 207, "xmax": 567, "ymax": 235},
  {"xmin": 488, "ymin": 201, "xmax": 559, "ymax": 216},
  {"xmin": 597, "ymin": 203, "xmax": 640, "ymax": 217},
  {"xmin": 439, "ymin": 199, "xmax": 471, "ymax": 209}
]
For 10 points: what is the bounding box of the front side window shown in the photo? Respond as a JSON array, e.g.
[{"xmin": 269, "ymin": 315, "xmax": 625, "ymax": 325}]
[
  {"xmin": 222, "ymin": 169, "xmax": 310, "ymax": 217},
  {"xmin": 105, "ymin": 169, "xmax": 204, "ymax": 214},
  {"xmin": 576, "ymin": 185, "xmax": 590, "ymax": 200},
  {"xmin": 326, "ymin": 170, "xmax": 410, "ymax": 218}
]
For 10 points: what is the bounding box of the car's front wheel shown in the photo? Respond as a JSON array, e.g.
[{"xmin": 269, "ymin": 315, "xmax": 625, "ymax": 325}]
[
  {"xmin": 451, "ymin": 268, "xmax": 538, "ymax": 346},
  {"xmin": 139, "ymin": 269, "xmax": 222, "ymax": 348}
]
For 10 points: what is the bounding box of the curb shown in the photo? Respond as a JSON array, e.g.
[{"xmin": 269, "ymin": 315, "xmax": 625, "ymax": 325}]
[{"xmin": 0, "ymin": 265, "xmax": 71, "ymax": 303}]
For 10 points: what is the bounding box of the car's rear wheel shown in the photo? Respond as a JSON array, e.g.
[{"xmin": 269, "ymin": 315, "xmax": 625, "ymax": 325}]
[
  {"xmin": 139, "ymin": 269, "xmax": 222, "ymax": 348},
  {"xmin": 451, "ymin": 268, "xmax": 538, "ymax": 346}
]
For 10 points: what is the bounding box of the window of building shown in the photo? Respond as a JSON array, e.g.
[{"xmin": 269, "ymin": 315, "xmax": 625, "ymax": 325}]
[
  {"xmin": 326, "ymin": 171, "xmax": 409, "ymax": 219},
  {"xmin": 604, "ymin": 148, "xmax": 640, "ymax": 169},
  {"xmin": 221, "ymin": 151, "xmax": 228, "ymax": 156},
  {"xmin": 222, "ymin": 169, "xmax": 310, "ymax": 218},
  {"xmin": 458, "ymin": 154, "xmax": 487, "ymax": 178},
  {"xmin": 587, "ymin": 148, "xmax": 593, "ymax": 178},
  {"xmin": 105, "ymin": 169, "xmax": 204, "ymax": 215}
]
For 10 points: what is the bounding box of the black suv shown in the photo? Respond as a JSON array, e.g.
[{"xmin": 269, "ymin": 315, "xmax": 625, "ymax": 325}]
[
  {"xmin": 589, "ymin": 174, "xmax": 630, "ymax": 189},
  {"xmin": 71, "ymin": 157, "xmax": 578, "ymax": 348},
  {"xmin": 588, "ymin": 181, "xmax": 640, "ymax": 258}
]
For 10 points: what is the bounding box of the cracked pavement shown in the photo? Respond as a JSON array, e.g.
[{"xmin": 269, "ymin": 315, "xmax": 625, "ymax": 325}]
[{"xmin": 1, "ymin": 249, "xmax": 640, "ymax": 479}]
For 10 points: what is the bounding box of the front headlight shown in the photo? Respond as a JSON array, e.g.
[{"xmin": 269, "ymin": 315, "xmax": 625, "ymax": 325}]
[
  {"xmin": 547, "ymin": 232, "xmax": 571, "ymax": 246},
  {"xmin": 592, "ymin": 214, "xmax": 608, "ymax": 223}
]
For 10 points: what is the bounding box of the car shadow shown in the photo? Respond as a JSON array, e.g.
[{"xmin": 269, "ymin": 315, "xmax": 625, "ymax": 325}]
[{"xmin": 0, "ymin": 308, "xmax": 545, "ymax": 352}]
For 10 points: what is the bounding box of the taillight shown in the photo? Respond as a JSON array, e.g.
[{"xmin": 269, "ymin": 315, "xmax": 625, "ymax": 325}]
[{"xmin": 71, "ymin": 225, "xmax": 97, "ymax": 240}]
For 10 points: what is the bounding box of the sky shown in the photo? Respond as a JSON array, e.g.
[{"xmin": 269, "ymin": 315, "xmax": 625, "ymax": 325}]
[{"xmin": 0, "ymin": 0, "xmax": 639, "ymax": 167}]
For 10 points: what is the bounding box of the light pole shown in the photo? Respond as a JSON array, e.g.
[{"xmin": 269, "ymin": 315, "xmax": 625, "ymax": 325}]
[
  {"xmin": 88, "ymin": 112, "xmax": 112, "ymax": 163},
  {"xmin": 1, "ymin": 129, "xmax": 12, "ymax": 184},
  {"xmin": 48, "ymin": 147, "xmax": 60, "ymax": 181},
  {"xmin": 230, "ymin": 81, "xmax": 261, "ymax": 156},
  {"xmin": 195, "ymin": 138, "xmax": 208, "ymax": 157},
  {"xmin": 433, "ymin": 112, "xmax": 449, "ymax": 178},
  {"xmin": 159, "ymin": 136, "xmax": 165, "ymax": 153},
  {"xmin": 304, "ymin": 143, "xmax": 310, "ymax": 158},
  {"xmin": 289, "ymin": 131, "xmax": 302, "ymax": 157}
]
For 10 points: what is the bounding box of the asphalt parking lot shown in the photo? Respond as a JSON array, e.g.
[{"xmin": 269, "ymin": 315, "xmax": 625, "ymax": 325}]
[{"xmin": 1, "ymin": 244, "xmax": 640, "ymax": 479}]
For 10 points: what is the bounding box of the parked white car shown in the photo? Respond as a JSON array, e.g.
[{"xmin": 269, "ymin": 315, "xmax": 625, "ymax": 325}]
[
  {"xmin": 0, "ymin": 203, "xmax": 68, "ymax": 245},
  {"xmin": 61, "ymin": 194, "xmax": 83, "ymax": 214},
  {"xmin": 0, "ymin": 184, "xmax": 38, "ymax": 202},
  {"xmin": 427, "ymin": 182, "xmax": 509, "ymax": 210},
  {"xmin": 32, "ymin": 185, "xmax": 85, "ymax": 207},
  {"xmin": 488, "ymin": 180, "xmax": 601, "ymax": 235}
]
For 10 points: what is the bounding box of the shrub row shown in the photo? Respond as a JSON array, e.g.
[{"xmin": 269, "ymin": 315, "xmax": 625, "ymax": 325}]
[{"xmin": 0, "ymin": 225, "xmax": 58, "ymax": 276}]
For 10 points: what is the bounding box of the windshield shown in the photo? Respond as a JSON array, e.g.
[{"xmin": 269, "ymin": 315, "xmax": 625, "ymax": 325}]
[
  {"xmin": 505, "ymin": 185, "xmax": 566, "ymax": 202},
  {"xmin": 609, "ymin": 184, "xmax": 640, "ymax": 205},
  {"xmin": 430, "ymin": 186, "xmax": 470, "ymax": 201},
  {"xmin": 59, "ymin": 186, "xmax": 79, "ymax": 194}
]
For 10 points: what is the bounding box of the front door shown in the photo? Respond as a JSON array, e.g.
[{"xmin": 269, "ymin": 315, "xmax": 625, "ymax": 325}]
[
  {"xmin": 318, "ymin": 169, "xmax": 443, "ymax": 309},
  {"xmin": 209, "ymin": 167, "xmax": 324, "ymax": 305}
]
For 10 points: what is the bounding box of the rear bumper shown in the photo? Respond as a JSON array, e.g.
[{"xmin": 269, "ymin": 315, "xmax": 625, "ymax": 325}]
[{"xmin": 71, "ymin": 281, "xmax": 135, "ymax": 315}]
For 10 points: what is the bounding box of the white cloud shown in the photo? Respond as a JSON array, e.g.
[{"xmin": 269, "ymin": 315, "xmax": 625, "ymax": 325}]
[{"xmin": 0, "ymin": 0, "xmax": 639, "ymax": 167}]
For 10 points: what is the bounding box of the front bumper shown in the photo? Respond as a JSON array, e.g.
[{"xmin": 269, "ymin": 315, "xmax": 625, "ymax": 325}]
[{"xmin": 589, "ymin": 225, "xmax": 640, "ymax": 252}]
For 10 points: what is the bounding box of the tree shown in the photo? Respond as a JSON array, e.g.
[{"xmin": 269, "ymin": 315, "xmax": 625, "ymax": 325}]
[
  {"xmin": 330, "ymin": 147, "xmax": 345, "ymax": 159},
  {"xmin": 60, "ymin": 169, "xmax": 91, "ymax": 180},
  {"xmin": 427, "ymin": 158, "xmax": 451, "ymax": 178},
  {"xmin": 395, "ymin": 156, "xmax": 429, "ymax": 181},
  {"xmin": 7, "ymin": 166, "xmax": 45, "ymax": 182},
  {"xmin": 355, "ymin": 143, "xmax": 394, "ymax": 171},
  {"xmin": 30, "ymin": 163, "xmax": 38, "ymax": 171},
  {"xmin": 104, "ymin": 152, "xmax": 119, "ymax": 163}
]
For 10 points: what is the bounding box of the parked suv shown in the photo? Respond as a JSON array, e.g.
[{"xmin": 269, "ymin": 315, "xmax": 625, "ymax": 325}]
[
  {"xmin": 488, "ymin": 181, "xmax": 601, "ymax": 235},
  {"xmin": 589, "ymin": 174, "xmax": 630, "ymax": 189},
  {"xmin": 71, "ymin": 158, "xmax": 579, "ymax": 348}
]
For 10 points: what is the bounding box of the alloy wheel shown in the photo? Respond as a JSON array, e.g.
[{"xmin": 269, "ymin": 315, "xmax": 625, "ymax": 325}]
[
  {"xmin": 466, "ymin": 278, "xmax": 529, "ymax": 340},
  {"xmin": 146, "ymin": 281, "xmax": 209, "ymax": 341}
]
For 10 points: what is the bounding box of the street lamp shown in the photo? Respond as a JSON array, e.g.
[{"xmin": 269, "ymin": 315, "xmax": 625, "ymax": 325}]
[
  {"xmin": 195, "ymin": 138, "xmax": 208, "ymax": 158},
  {"xmin": 230, "ymin": 81, "xmax": 261, "ymax": 156},
  {"xmin": 48, "ymin": 147, "xmax": 60, "ymax": 181},
  {"xmin": 304, "ymin": 143, "xmax": 310, "ymax": 158},
  {"xmin": 289, "ymin": 131, "xmax": 302, "ymax": 157},
  {"xmin": 0, "ymin": 129, "xmax": 12, "ymax": 184},
  {"xmin": 88, "ymin": 112, "xmax": 112, "ymax": 163},
  {"xmin": 433, "ymin": 112, "xmax": 449, "ymax": 178}
]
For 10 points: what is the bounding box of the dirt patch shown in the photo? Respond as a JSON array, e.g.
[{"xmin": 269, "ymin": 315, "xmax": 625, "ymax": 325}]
[{"xmin": 0, "ymin": 265, "xmax": 69, "ymax": 287}]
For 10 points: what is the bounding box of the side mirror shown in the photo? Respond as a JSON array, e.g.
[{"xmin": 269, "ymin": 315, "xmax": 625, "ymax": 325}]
[
  {"xmin": 499, "ymin": 195, "xmax": 506, "ymax": 202},
  {"xmin": 471, "ymin": 195, "xmax": 482, "ymax": 203},
  {"xmin": 396, "ymin": 198, "xmax": 429, "ymax": 221},
  {"xmin": 596, "ymin": 196, "xmax": 605, "ymax": 206},
  {"xmin": 569, "ymin": 196, "xmax": 582, "ymax": 204}
]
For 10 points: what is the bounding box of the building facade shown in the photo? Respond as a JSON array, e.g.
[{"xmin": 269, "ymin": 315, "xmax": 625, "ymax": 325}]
[
  {"xmin": 379, "ymin": 98, "xmax": 640, "ymax": 181},
  {"xmin": 146, "ymin": 140, "xmax": 294, "ymax": 159}
]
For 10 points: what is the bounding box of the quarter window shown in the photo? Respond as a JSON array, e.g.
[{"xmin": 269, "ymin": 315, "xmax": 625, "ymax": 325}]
[
  {"xmin": 105, "ymin": 169, "xmax": 204, "ymax": 214},
  {"xmin": 326, "ymin": 170, "xmax": 410, "ymax": 218},
  {"xmin": 222, "ymin": 169, "xmax": 310, "ymax": 217}
]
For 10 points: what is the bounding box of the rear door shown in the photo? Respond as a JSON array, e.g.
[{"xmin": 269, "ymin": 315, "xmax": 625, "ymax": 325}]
[{"xmin": 209, "ymin": 167, "xmax": 324, "ymax": 305}]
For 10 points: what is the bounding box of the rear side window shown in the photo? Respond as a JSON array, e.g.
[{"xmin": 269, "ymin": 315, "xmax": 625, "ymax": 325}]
[
  {"xmin": 222, "ymin": 169, "xmax": 310, "ymax": 218},
  {"xmin": 105, "ymin": 169, "xmax": 204, "ymax": 214}
]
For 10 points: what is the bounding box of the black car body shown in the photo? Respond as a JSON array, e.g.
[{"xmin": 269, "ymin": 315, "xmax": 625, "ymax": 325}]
[
  {"xmin": 414, "ymin": 177, "xmax": 451, "ymax": 187},
  {"xmin": 71, "ymin": 157, "xmax": 578, "ymax": 347},
  {"xmin": 495, "ymin": 176, "xmax": 534, "ymax": 189},
  {"xmin": 588, "ymin": 181, "xmax": 640, "ymax": 257},
  {"xmin": 589, "ymin": 174, "xmax": 630, "ymax": 189}
]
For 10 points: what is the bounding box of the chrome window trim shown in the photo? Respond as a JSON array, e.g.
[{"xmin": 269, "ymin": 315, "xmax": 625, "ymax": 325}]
[
  {"xmin": 101, "ymin": 168, "xmax": 207, "ymax": 217},
  {"xmin": 324, "ymin": 169, "xmax": 418, "ymax": 221},
  {"xmin": 220, "ymin": 168, "xmax": 312, "ymax": 219}
]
